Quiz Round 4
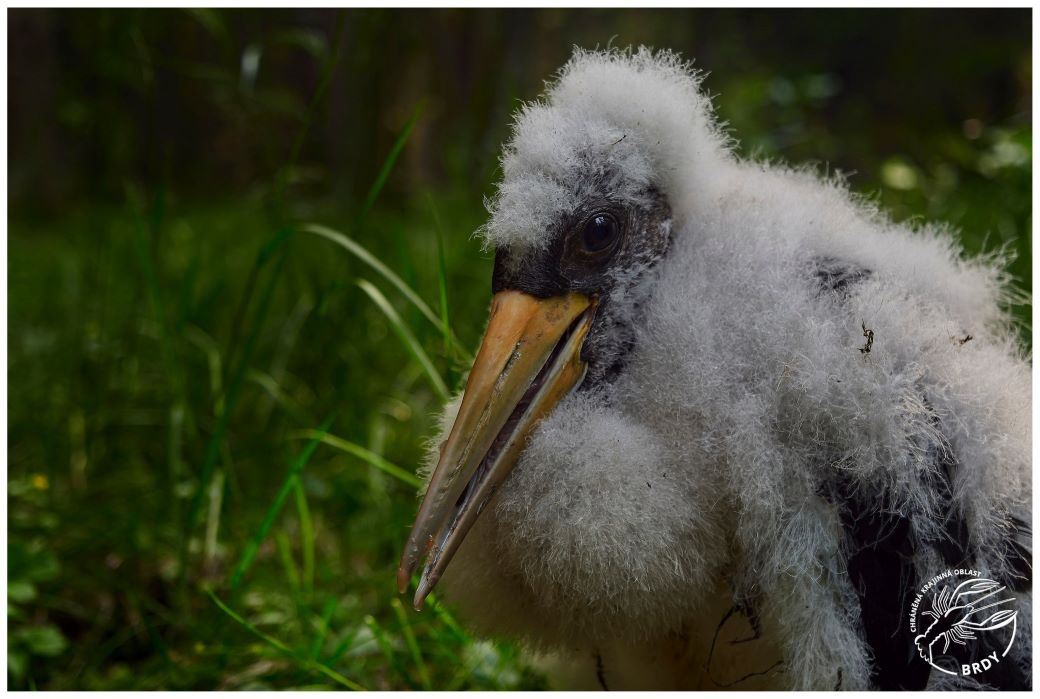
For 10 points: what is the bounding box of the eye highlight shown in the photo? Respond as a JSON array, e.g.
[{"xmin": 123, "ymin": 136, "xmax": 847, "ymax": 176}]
[
  {"xmin": 558, "ymin": 206, "xmax": 626, "ymax": 282},
  {"xmin": 581, "ymin": 213, "xmax": 620, "ymax": 253}
]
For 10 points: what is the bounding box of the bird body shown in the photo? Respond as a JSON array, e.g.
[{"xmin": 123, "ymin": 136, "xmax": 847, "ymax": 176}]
[{"xmin": 399, "ymin": 48, "xmax": 1031, "ymax": 690}]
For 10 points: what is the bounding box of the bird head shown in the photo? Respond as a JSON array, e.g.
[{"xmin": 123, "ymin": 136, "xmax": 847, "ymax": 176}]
[{"xmin": 398, "ymin": 48, "xmax": 732, "ymax": 612}]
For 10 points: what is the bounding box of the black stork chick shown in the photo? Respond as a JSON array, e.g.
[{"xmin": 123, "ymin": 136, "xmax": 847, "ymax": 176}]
[{"xmin": 396, "ymin": 48, "xmax": 1032, "ymax": 690}]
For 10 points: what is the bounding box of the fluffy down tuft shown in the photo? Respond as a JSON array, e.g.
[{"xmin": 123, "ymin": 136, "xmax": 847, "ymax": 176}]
[{"xmin": 480, "ymin": 47, "xmax": 732, "ymax": 253}]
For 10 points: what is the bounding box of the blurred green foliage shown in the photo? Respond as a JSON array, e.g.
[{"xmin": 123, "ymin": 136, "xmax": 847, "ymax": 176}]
[{"xmin": 7, "ymin": 8, "xmax": 1030, "ymax": 690}]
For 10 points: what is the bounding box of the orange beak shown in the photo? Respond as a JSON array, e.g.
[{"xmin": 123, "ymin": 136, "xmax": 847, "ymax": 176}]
[{"xmin": 397, "ymin": 290, "xmax": 596, "ymax": 609}]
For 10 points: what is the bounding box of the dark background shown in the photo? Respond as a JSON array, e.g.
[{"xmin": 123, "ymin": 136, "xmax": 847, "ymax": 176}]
[{"xmin": 8, "ymin": 8, "xmax": 1031, "ymax": 690}]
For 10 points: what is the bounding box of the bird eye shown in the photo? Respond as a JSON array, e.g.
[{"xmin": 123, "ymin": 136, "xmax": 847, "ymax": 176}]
[{"xmin": 582, "ymin": 213, "xmax": 620, "ymax": 254}]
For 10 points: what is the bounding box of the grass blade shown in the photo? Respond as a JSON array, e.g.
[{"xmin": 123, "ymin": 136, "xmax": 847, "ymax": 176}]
[
  {"xmin": 245, "ymin": 368, "xmax": 311, "ymax": 425},
  {"xmin": 391, "ymin": 598, "xmax": 432, "ymax": 690},
  {"xmin": 436, "ymin": 229, "xmax": 451, "ymax": 355},
  {"xmin": 275, "ymin": 530, "xmax": 301, "ymax": 596},
  {"xmin": 229, "ymin": 414, "xmax": 335, "ymax": 591},
  {"xmin": 127, "ymin": 185, "xmax": 195, "ymax": 537},
  {"xmin": 325, "ymin": 626, "xmax": 361, "ymax": 666},
  {"xmin": 184, "ymin": 325, "xmax": 223, "ymax": 398},
  {"xmin": 426, "ymin": 592, "xmax": 468, "ymax": 641},
  {"xmin": 356, "ymin": 279, "xmax": 449, "ymax": 402},
  {"xmin": 302, "ymin": 224, "xmax": 441, "ymax": 332},
  {"xmin": 308, "ymin": 597, "xmax": 337, "ymax": 661},
  {"xmin": 183, "ymin": 230, "xmax": 294, "ymax": 578},
  {"xmin": 357, "ymin": 103, "xmax": 423, "ymax": 224},
  {"xmin": 302, "ymin": 224, "xmax": 471, "ymax": 363},
  {"xmin": 126, "ymin": 185, "xmax": 185, "ymax": 398},
  {"xmin": 428, "ymin": 194, "xmax": 455, "ymax": 359},
  {"xmin": 272, "ymin": 11, "xmax": 347, "ymax": 212},
  {"xmin": 293, "ymin": 478, "xmax": 315, "ymax": 597},
  {"xmin": 203, "ymin": 469, "xmax": 225, "ymax": 561},
  {"xmin": 207, "ymin": 588, "xmax": 365, "ymax": 691},
  {"xmin": 364, "ymin": 615, "xmax": 408, "ymax": 686},
  {"xmin": 288, "ymin": 429, "xmax": 421, "ymax": 488}
]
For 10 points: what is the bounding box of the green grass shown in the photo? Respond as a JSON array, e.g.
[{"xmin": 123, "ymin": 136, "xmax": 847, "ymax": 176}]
[
  {"xmin": 7, "ymin": 68, "xmax": 538, "ymax": 685},
  {"xmin": 6, "ymin": 10, "xmax": 554, "ymax": 683},
  {"xmin": 7, "ymin": 189, "xmax": 549, "ymax": 689}
]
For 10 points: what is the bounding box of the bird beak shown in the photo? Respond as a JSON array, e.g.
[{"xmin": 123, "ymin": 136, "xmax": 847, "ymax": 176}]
[{"xmin": 397, "ymin": 290, "xmax": 596, "ymax": 609}]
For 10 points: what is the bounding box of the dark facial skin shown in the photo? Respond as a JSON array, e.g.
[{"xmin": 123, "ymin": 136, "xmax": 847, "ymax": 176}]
[{"xmin": 491, "ymin": 188, "xmax": 673, "ymax": 388}]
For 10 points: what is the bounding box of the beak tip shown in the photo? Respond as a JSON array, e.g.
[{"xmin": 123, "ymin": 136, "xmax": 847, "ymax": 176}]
[
  {"xmin": 411, "ymin": 574, "xmax": 436, "ymax": 611},
  {"xmin": 396, "ymin": 565, "xmax": 411, "ymax": 595}
]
